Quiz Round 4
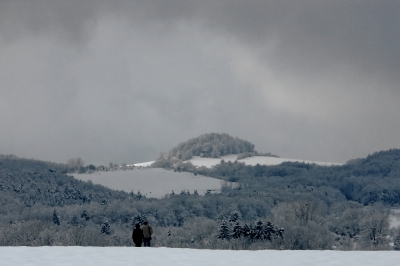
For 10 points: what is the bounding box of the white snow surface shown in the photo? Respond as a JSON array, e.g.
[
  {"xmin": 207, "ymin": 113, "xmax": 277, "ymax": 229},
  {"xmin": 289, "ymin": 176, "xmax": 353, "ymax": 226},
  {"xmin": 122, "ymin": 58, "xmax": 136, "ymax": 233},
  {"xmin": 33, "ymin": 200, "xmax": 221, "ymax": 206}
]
[
  {"xmin": 134, "ymin": 155, "xmax": 343, "ymax": 169},
  {"xmin": 1, "ymin": 247, "xmax": 400, "ymax": 266},
  {"xmin": 133, "ymin": 161, "xmax": 155, "ymax": 167},
  {"xmin": 185, "ymin": 155, "xmax": 343, "ymax": 168},
  {"xmin": 72, "ymin": 168, "xmax": 231, "ymax": 198}
]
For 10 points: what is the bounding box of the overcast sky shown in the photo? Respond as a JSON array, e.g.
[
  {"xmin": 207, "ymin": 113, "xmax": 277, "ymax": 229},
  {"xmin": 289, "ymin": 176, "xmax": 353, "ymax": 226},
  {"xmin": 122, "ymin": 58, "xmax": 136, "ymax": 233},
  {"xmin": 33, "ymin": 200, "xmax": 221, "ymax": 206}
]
[{"xmin": 1, "ymin": 1, "xmax": 399, "ymax": 165}]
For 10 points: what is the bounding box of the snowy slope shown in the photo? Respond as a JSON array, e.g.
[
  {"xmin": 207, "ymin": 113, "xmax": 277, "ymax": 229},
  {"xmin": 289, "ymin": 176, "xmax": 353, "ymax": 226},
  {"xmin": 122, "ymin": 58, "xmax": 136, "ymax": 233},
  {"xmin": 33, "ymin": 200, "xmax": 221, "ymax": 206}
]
[
  {"xmin": 72, "ymin": 169, "xmax": 231, "ymax": 198},
  {"xmin": 136, "ymin": 155, "xmax": 342, "ymax": 169},
  {"xmin": 133, "ymin": 161, "xmax": 155, "ymax": 167},
  {"xmin": 186, "ymin": 155, "xmax": 343, "ymax": 168},
  {"xmin": 1, "ymin": 247, "xmax": 400, "ymax": 266}
]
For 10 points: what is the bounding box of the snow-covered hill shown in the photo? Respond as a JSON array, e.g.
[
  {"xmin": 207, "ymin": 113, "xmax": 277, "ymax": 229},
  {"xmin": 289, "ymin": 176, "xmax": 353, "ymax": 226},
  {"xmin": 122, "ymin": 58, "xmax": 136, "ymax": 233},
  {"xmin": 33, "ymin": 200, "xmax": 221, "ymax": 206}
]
[
  {"xmin": 72, "ymin": 168, "xmax": 232, "ymax": 198},
  {"xmin": 2, "ymin": 246, "xmax": 399, "ymax": 266},
  {"xmin": 78, "ymin": 155, "xmax": 341, "ymax": 199}
]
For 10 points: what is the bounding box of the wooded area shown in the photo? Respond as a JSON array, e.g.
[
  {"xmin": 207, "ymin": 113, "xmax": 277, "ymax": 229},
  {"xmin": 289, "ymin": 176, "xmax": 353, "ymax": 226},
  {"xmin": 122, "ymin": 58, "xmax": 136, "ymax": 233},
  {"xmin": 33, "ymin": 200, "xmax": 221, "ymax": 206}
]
[{"xmin": 2, "ymin": 148, "xmax": 400, "ymax": 250}]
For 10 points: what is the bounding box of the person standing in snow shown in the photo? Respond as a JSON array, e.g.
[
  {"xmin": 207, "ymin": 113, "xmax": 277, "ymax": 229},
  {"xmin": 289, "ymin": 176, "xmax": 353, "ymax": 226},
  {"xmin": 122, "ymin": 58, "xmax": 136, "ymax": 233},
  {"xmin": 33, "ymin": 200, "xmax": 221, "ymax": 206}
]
[
  {"xmin": 142, "ymin": 221, "xmax": 153, "ymax": 247},
  {"xmin": 132, "ymin": 224, "xmax": 144, "ymax": 247}
]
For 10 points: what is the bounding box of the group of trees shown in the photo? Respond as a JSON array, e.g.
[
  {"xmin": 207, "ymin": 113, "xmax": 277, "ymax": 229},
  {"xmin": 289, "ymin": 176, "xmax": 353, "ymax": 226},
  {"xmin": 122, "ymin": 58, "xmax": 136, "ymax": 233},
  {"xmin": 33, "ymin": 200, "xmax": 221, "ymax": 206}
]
[
  {"xmin": 2, "ymin": 148, "xmax": 400, "ymax": 249},
  {"xmin": 65, "ymin": 157, "xmax": 134, "ymax": 174},
  {"xmin": 160, "ymin": 133, "xmax": 256, "ymax": 161},
  {"xmin": 217, "ymin": 218, "xmax": 284, "ymax": 242}
]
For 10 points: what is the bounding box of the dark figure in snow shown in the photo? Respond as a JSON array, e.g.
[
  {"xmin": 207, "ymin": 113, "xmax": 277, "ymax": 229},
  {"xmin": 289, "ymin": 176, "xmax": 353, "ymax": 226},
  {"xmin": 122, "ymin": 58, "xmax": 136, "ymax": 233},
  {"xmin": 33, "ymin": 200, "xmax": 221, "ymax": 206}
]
[
  {"xmin": 132, "ymin": 224, "xmax": 144, "ymax": 247},
  {"xmin": 142, "ymin": 221, "xmax": 153, "ymax": 247}
]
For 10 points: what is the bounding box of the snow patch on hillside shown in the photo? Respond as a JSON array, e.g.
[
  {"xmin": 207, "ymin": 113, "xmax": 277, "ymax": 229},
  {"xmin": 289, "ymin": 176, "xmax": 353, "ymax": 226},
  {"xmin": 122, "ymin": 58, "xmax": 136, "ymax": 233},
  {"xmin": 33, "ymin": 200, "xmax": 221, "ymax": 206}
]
[
  {"xmin": 2, "ymin": 247, "xmax": 400, "ymax": 266},
  {"xmin": 135, "ymin": 155, "xmax": 342, "ymax": 169},
  {"xmin": 186, "ymin": 155, "xmax": 343, "ymax": 168},
  {"xmin": 133, "ymin": 161, "xmax": 155, "ymax": 167}
]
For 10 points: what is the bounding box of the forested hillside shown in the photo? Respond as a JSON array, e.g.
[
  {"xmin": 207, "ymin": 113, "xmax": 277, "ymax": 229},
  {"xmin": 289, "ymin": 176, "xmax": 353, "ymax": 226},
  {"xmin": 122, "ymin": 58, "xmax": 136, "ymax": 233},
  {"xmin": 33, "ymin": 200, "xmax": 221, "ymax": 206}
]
[{"xmin": 2, "ymin": 150, "xmax": 400, "ymax": 250}]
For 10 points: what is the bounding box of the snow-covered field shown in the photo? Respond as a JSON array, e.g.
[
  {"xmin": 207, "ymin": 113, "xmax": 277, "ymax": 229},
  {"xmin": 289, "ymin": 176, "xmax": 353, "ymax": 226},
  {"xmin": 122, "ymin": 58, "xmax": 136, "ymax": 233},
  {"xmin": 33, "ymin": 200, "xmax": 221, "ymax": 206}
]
[
  {"xmin": 132, "ymin": 155, "xmax": 343, "ymax": 169},
  {"xmin": 72, "ymin": 168, "xmax": 232, "ymax": 198},
  {"xmin": 1, "ymin": 247, "xmax": 399, "ymax": 266}
]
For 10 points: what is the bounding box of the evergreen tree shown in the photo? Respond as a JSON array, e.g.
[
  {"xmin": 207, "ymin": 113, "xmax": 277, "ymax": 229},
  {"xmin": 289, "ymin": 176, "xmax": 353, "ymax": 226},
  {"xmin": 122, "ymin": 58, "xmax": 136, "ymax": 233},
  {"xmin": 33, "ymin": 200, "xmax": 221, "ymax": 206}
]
[
  {"xmin": 218, "ymin": 214, "xmax": 225, "ymax": 223},
  {"xmin": 242, "ymin": 223, "xmax": 252, "ymax": 238},
  {"xmin": 394, "ymin": 234, "xmax": 400, "ymax": 250},
  {"xmin": 232, "ymin": 221, "xmax": 242, "ymax": 239},
  {"xmin": 81, "ymin": 210, "xmax": 89, "ymax": 221},
  {"xmin": 229, "ymin": 211, "xmax": 241, "ymax": 223},
  {"xmin": 253, "ymin": 220, "xmax": 265, "ymax": 240},
  {"xmin": 136, "ymin": 191, "xmax": 143, "ymax": 200},
  {"xmin": 132, "ymin": 214, "xmax": 146, "ymax": 226},
  {"xmin": 101, "ymin": 221, "xmax": 111, "ymax": 235},
  {"xmin": 218, "ymin": 219, "xmax": 231, "ymax": 240},
  {"xmin": 264, "ymin": 221, "xmax": 276, "ymax": 240},
  {"xmin": 52, "ymin": 209, "xmax": 60, "ymax": 225}
]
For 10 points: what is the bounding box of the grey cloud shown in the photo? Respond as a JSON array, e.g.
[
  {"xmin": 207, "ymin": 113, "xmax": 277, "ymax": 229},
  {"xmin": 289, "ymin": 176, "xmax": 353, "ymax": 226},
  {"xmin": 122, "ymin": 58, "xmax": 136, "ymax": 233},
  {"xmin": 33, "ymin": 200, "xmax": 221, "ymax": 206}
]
[{"xmin": 1, "ymin": 1, "xmax": 399, "ymax": 165}]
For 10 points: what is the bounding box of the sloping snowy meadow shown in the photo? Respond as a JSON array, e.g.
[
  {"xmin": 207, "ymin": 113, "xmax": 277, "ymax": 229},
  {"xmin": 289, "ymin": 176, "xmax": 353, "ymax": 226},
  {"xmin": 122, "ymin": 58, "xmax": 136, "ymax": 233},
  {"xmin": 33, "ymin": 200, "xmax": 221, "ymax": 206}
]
[
  {"xmin": 185, "ymin": 155, "xmax": 343, "ymax": 168},
  {"xmin": 1, "ymin": 247, "xmax": 399, "ymax": 266},
  {"xmin": 72, "ymin": 168, "xmax": 233, "ymax": 198}
]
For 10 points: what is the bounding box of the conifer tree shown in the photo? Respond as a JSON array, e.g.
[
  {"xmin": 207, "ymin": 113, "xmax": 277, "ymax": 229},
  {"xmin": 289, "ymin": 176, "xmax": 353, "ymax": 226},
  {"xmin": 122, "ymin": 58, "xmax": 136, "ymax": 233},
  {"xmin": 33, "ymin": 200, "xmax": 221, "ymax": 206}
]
[
  {"xmin": 101, "ymin": 221, "xmax": 111, "ymax": 235},
  {"xmin": 253, "ymin": 220, "xmax": 265, "ymax": 239},
  {"xmin": 242, "ymin": 223, "xmax": 252, "ymax": 238},
  {"xmin": 132, "ymin": 214, "xmax": 146, "ymax": 226},
  {"xmin": 229, "ymin": 211, "xmax": 241, "ymax": 223},
  {"xmin": 218, "ymin": 219, "xmax": 231, "ymax": 240},
  {"xmin": 232, "ymin": 221, "xmax": 242, "ymax": 239},
  {"xmin": 264, "ymin": 221, "xmax": 275, "ymax": 240},
  {"xmin": 81, "ymin": 210, "xmax": 89, "ymax": 221},
  {"xmin": 136, "ymin": 191, "xmax": 143, "ymax": 200},
  {"xmin": 52, "ymin": 209, "xmax": 60, "ymax": 225},
  {"xmin": 218, "ymin": 214, "xmax": 225, "ymax": 223}
]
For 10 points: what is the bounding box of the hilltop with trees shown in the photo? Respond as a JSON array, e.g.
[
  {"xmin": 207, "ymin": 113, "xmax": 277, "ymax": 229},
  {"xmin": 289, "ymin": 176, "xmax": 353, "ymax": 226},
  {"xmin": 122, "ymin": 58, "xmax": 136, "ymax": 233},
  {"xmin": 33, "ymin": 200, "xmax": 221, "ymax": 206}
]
[
  {"xmin": 151, "ymin": 133, "xmax": 278, "ymax": 169},
  {"xmin": 164, "ymin": 133, "xmax": 256, "ymax": 160}
]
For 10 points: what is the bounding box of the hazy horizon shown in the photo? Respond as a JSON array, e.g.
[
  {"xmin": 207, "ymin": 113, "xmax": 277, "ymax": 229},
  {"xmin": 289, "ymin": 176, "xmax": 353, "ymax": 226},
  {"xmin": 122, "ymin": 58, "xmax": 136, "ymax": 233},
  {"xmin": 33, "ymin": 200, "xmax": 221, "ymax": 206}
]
[{"xmin": 1, "ymin": 1, "xmax": 399, "ymax": 165}]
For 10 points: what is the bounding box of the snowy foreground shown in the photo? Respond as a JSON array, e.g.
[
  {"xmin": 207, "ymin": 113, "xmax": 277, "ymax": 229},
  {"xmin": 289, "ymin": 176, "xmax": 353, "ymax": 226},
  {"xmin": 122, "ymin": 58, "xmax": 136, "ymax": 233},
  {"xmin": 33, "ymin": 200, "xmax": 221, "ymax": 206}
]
[{"xmin": 1, "ymin": 247, "xmax": 400, "ymax": 266}]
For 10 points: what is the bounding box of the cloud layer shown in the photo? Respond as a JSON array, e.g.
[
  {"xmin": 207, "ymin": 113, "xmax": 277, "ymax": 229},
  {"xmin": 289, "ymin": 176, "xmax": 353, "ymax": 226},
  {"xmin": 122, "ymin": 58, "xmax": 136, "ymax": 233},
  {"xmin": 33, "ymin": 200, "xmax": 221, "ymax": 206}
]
[{"xmin": 1, "ymin": 1, "xmax": 399, "ymax": 164}]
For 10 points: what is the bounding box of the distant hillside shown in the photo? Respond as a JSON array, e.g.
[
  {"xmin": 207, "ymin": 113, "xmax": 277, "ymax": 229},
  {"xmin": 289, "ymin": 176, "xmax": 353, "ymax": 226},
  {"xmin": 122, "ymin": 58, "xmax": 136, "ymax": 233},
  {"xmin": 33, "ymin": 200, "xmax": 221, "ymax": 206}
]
[
  {"xmin": 3, "ymin": 150, "xmax": 400, "ymax": 249},
  {"xmin": 0, "ymin": 156, "xmax": 130, "ymax": 207},
  {"xmin": 163, "ymin": 133, "xmax": 256, "ymax": 160}
]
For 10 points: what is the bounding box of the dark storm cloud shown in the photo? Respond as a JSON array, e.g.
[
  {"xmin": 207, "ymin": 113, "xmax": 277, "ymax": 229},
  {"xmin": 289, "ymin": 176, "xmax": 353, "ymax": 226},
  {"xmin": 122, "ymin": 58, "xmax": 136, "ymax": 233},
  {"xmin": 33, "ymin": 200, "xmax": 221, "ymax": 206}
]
[{"xmin": 1, "ymin": 1, "xmax": 399, "ymax": 164}]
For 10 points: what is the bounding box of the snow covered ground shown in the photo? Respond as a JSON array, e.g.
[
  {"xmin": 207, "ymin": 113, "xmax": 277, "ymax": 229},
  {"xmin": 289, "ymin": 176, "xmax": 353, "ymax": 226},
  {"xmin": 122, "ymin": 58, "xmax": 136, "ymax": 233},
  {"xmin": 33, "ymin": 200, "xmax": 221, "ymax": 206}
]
[
  {"xmin": 72, "ymin": 168, "xmax": 232, "ymax": 198},
  {"xmin": 133, "ymin": 160, "xmax": 155, "ymax": 167},
  {"xmin": 133, "ymin": 155, "xmax": 343, "ymax": 169},
  {"xmin": 1, "ymin": 247, "xmax": 400, "ymax": 266},
  {"xmin": 186, "ymin": 155, "xmax": 343, "ymax": 168}
]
